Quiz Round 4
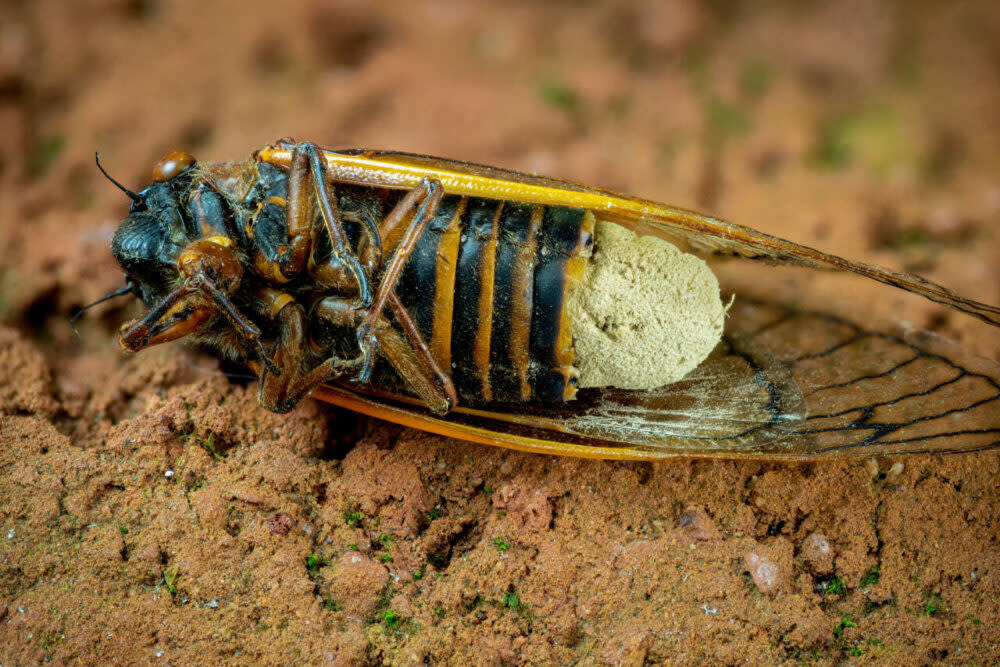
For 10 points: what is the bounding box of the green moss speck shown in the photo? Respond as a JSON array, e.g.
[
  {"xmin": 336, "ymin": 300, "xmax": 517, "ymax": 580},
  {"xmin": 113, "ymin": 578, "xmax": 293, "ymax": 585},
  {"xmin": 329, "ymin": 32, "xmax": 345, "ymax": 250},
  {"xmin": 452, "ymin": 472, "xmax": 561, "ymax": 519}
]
[
  {"xmin": 922, "ymin": 593, "xmax": 946, "ymax": 616},
  {"xmin": 832, "ymin": 614, "xmax": 857, "ymax": 639},
  {"xmin": 163, "ymin": 565, "xmax": 180, "ymax": 596},
  {"xmin": 31, "ymin": 135, "xmax": 66, "ymax": 176},
  {"xmin": 538, "ymin": 78, "xmax": 581, "ymax": 113},
  {"xmin": 824, "ymin": 576, "xmax": 847, "ymax": 596},
  {"xmin": 739, "ymin": 58, "xmax": 772, "ymax": 99},
  {"xmin": 342, "ymin": 508, "xmax": 364, "ymax": 527},
  {"xmin": 860, "ymin": 565, "xmax": 881, "ymax": 588}
]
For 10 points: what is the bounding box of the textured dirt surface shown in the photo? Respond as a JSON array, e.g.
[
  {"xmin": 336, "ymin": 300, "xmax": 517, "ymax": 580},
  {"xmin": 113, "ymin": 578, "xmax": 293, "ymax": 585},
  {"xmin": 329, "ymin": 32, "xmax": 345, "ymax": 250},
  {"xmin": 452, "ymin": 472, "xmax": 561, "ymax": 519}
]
[{"xmin": 2, "ymin": 1, "xmax": 1000, "ymax": 664}]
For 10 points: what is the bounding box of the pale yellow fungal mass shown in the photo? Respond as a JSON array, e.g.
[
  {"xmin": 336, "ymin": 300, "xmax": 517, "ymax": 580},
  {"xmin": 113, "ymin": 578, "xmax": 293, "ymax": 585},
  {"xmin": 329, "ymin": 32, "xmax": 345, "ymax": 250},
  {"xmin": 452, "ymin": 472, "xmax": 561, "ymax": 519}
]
[{"xmin": 569, "ymin": 220, "xmax": 726, "ymax": 390}]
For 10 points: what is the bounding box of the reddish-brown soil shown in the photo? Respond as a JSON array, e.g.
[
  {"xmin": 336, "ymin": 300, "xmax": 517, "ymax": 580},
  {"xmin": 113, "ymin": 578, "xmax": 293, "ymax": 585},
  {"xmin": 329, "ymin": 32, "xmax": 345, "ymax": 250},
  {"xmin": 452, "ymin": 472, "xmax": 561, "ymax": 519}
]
[{"xmin": 2, "ymin": 1, "xmax": 1000, "ymax": 664}]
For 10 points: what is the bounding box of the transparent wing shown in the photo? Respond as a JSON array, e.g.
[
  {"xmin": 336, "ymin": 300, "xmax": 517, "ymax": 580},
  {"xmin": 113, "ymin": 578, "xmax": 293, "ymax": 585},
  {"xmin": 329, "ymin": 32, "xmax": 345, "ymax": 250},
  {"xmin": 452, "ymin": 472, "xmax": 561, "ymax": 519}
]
[
  {"xmin": 729, "ymin": 300, "xmax": 1000, "ymax": 457},
  {"xmin": 313, "ymin": 299, "xmax": 1000, "ymax": 460}
]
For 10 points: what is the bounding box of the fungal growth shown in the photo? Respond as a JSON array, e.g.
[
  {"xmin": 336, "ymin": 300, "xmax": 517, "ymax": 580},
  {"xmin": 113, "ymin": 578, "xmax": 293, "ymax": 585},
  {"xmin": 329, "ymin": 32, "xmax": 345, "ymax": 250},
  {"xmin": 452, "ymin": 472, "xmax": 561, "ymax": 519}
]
[{"xmin": 569, "ymin": 220, "xmax": 726, "ymax": 390}]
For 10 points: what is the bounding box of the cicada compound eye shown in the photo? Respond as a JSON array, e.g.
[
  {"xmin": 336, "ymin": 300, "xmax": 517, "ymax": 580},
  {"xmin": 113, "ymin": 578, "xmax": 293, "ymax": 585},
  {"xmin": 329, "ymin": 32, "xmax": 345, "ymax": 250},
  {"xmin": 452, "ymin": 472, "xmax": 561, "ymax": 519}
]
[{"xmin": 152, "ymin": 150, "xmax": 197, "ymax": 182}]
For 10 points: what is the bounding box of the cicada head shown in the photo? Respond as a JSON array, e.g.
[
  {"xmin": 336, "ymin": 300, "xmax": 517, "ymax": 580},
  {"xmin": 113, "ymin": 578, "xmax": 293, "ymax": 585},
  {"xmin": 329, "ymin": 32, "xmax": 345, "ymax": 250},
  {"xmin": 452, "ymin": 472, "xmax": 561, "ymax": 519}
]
[
  {"xmin": 107, "ymin": 151, "xmax": 200, "ymax": 307},
  {"xmin": 105, "ymin": 151, "xmax": 253, "ymax": 354},
  {"xmin": 111, "ymin": 184, "xmax": 188, "ymax": 307}
]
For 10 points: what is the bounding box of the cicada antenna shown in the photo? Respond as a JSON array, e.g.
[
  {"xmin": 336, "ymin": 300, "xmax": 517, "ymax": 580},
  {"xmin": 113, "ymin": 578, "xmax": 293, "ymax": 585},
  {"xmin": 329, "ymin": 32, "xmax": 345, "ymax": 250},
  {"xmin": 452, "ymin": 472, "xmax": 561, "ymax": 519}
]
[
  {"xmin": 94, "ymin": 152, "xmax": 144, "ymax": 204},
  {"xmin": 70, "ymin": 284, "xmax": 134, "ymax": 334}
]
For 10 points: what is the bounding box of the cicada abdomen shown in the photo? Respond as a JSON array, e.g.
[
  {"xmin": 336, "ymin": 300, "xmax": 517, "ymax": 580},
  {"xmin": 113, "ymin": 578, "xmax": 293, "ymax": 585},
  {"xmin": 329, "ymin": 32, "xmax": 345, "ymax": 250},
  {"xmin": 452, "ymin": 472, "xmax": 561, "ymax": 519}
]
[{"xmin": 366, "ymin": 196, "xmax": 593, "ymax": 404}]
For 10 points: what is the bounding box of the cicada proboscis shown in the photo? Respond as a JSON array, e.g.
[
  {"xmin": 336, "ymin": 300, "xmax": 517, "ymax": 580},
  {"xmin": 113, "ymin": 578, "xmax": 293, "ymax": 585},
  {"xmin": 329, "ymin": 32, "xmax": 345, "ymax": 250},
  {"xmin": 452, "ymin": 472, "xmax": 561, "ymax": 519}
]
[{"xmin": 97, "ymin": 139, "xmax": 1000, "ymax": 460}]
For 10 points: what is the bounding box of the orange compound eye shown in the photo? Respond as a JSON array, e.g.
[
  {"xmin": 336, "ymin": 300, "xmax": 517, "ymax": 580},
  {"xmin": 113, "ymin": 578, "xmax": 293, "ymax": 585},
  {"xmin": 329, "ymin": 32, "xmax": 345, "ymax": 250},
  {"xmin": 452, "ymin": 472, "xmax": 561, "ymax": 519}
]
[{"xmin": 152, "ymin": 151, "xmax": 197, "ymax": 182}]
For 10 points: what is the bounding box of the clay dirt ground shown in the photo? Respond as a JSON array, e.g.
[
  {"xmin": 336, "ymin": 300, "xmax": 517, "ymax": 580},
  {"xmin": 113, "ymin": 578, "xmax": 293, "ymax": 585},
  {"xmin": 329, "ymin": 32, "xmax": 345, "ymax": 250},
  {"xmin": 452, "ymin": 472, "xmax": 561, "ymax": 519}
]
[{"xmin": 2, "ymin": 1, "xmax": 1000, "ymax": 664}]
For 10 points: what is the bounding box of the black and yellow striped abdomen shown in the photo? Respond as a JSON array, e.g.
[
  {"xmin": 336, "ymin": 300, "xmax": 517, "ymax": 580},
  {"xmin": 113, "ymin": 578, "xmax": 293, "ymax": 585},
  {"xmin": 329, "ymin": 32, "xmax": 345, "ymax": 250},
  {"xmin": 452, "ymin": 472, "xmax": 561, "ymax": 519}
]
[{"xmin": 393, "ymin": 195, "xmax": 594, "ymax": 404}]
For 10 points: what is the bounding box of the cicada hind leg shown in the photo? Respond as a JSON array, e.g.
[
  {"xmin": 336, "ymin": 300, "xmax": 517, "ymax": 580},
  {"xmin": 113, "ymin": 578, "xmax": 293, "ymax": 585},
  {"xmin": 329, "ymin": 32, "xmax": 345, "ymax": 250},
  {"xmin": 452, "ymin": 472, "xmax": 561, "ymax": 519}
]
[{"xmin": 257, "ymin": 143, "xmax": 456, "ymax": 414}]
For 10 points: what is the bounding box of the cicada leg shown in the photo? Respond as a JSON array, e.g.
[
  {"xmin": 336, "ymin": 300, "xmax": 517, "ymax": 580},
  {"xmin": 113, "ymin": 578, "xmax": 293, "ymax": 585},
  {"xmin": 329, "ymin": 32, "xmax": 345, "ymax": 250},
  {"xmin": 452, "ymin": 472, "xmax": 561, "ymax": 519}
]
[
  {"xmin": 256, "ymin": 296, "xmax": 363, "ymax": 413},
  {"xmin": 120, "ymin": 242, "xmax": 278, "ymax": 374},
  {"xmin": 307, "ymin": 294, "xmax": 452, "ymax": 414},
  {"xmin": 308, "ymin": 177, "xmax": 457, "ymax": 413},
  {"xmin": 360, "ymin": 178, "xmax": 456, "ymax": 408},
  {"xmin": 260, "ymin": 142, "xmax": 380, "ymax": 305},
  {"xmin": 383, "ymin": 290, "xmax": 457, "ymax": 411}
]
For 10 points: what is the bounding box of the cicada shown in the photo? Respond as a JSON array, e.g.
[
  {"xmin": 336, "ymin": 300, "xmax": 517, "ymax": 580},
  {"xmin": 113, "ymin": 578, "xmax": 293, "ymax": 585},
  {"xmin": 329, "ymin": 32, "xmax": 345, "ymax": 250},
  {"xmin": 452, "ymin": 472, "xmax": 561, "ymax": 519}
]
[{"xmin": 99, "ymin": 139, "xmax": 1000, "ymax": 460}]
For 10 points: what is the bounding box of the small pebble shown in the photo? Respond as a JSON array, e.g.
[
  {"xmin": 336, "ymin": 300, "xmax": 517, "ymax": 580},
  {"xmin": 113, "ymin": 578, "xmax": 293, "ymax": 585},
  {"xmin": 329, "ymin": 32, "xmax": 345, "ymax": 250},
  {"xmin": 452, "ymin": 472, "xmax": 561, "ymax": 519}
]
[
  {"xmin": 676, "ymin": 506, "xmax": 719, "ymax": 541},
  {"xmin": 744, "ymin": 546, "xmax": 788, "ymax": 597},
  {"xmin": 800, "ymin": 533, "xmax": 834, "ymax": 576},
  {"xmin": 266, "ymin": 512, "xmax": 294, "ymax": 536}
]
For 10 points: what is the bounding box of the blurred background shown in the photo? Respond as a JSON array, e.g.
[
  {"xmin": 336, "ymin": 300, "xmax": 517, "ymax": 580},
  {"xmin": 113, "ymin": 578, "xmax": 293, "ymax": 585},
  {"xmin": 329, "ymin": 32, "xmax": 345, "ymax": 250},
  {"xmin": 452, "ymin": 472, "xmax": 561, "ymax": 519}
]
[
  {"xmin": 1, "ymin": 0, "xmax": 998, "ymax": 357},
  {"xmin": 2, "ymin": 1, "xmax": 1000, "ymax": 663}
]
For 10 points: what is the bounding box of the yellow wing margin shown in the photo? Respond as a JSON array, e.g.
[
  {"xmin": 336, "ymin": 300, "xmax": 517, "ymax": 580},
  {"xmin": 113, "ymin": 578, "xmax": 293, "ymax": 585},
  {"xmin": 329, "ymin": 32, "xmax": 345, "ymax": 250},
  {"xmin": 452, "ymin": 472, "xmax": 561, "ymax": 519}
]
[{"xmin": 257, "ymin": 146, "xmax": 1000, "ymax": 327}]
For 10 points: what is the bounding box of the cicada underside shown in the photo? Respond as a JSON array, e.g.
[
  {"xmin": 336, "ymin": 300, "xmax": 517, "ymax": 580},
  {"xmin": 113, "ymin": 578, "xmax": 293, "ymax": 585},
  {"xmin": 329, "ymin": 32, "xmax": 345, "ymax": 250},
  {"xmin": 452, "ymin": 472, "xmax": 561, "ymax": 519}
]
[{"xmin": 97, "ymin": 140, "xmax": 1000, "ymax": 460}]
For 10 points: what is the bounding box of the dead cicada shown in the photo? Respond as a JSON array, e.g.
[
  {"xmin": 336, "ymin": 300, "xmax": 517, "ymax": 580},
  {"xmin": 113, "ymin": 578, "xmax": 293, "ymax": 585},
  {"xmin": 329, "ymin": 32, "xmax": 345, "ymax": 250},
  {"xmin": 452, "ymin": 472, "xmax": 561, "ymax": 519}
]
[{"xmin": 98, "ymin": 139, "xmax": 1000, "ymax": 460}]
